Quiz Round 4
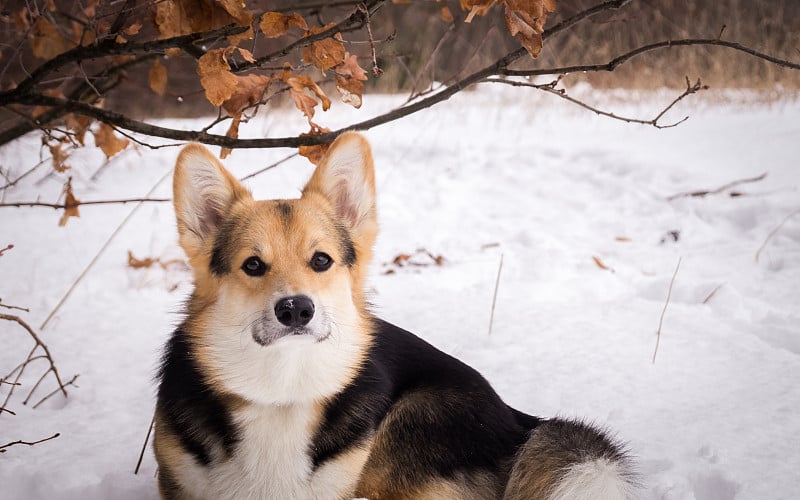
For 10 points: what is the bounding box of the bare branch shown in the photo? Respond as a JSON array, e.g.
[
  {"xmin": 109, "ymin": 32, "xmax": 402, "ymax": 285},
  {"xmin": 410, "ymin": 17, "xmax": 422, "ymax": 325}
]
[
  {"xmin": 357, "ymin": 3, "xmax": 383, "ymax": 76},
  {"xmin": 666, "ymin": 172, "xmax": 768, "ymax": 201},
  {"xmin": 0, "ymin": 153, "xmax": 303, "ymax": 211},
  {"xmin": 0, "ymin": 158, "xmax": 49, "ymax": 192},
  {"xmin": 0, "ymin": 54, "xmax": 157, "ymax": 146},
  {"xmin": 755, "ymin": 208, "xmax": 800, "ymax": 263},
  {"xmin": 0, "ymin": 301, "xmax": 30, "ymax": 312},
  {"xmin": 33, "ymin": 374, "xmax": 79, "ymax": 409},
  {"xmin": 487, "ymin": 253, "xmax": 504, "ymax": 337},
  {"xmin": 239, "ymin": 153, "xmax": 300, "ymax": 181},
  {"xmin": 0, "ymin": 198, "xmax": 171, "ymax": 210},
  {"xmin": 238, "ymin": 0, "xmax": 385, "ymax": 72},
  {"xmin": 484, "ymin": 76, "xmax": 705, "ymax": 128},
  {"xmin": 502, "ymin": 38, "xmax": 800, "ymax": 78},
  {"xmin": 0, "ymin": 26, "xmax": 249, "ymax": 103},
  {"xmin": 0, "ymin": 433, "xmax": 60, "ymax": 453},
  {"xmin": 134, "ymin": 413, "xmax": 156, "ymax": 475},
  {"xmin": 1, "ymin": 0, "xmax": 627, "ymax": 149},
  {"xmin": 702, "ymin": 284, "xmax": 724, "ymax": 305},
  {"xmin": 653, "ymin": 257, "xmax": 682, "ymax": 364},
  {"xmin": 0, "ymin": 313, "xmax": 69, "ymax": 399}
]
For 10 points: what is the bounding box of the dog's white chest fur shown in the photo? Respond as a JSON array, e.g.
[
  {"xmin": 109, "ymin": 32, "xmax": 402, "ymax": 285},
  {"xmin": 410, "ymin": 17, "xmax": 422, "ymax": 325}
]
[{"xmin": 176, "ymin": 403, "xmax": 344, "ymax": 500}]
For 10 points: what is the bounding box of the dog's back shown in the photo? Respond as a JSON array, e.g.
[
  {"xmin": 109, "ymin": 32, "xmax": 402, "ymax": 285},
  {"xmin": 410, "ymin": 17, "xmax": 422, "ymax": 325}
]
[{"xmin": 154, "ymin": 133, "xmax": 636, "ymax": 499}]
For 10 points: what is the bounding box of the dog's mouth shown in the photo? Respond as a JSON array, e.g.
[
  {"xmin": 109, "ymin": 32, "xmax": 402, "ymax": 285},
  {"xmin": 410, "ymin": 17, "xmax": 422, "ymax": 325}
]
[{"xmin": 251, "ymin": 325, "xmax": 330, "ymax": 346}]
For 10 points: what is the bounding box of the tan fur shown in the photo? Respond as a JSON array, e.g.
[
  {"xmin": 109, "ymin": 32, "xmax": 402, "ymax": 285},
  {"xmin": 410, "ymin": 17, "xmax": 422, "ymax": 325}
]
[
  {"xmin": 153, "ymin": 413, "xmax": 195, "ymax": 500},
  {"xmin": 503, "ymin": 425, "xmax": 574, "ymax": 499},
  {"xmin": 415, "ymin": 473, "xmax": 500, "ymax": 500},
  {"xmin": 312, "ymin": 437, "xmax": 374, "ymax": 500},
  {"xmin": 357, "ymin": 473, "xmax": 499, "ymax": 500}
]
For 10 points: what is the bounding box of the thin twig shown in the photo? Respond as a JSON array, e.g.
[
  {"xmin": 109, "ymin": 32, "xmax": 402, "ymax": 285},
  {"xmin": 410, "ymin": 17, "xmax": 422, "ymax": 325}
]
[
  {"xmin": 406, "ymin": 24, "xmax": 455, "ymax": 103},
  {"xmin": 33, "ymin": 374, "xmax": 79, "ymax": 409},
  {"xmin": 502, "ymin": 38, "xmax": 800, "ymax": 78},
  {"xmin": 239, "ymin": 153, "xmax": 300, "ymax": 181},
  {"xmin": 488, "ymin": 253, "xmax": 504, "ymax": 336},
  {"xmin": 0, "ymin": 433, "xmax": 60, "ymax": 453},
  {"xmin": 484, "ymin": 76, "xmax": 704, "ymax": 128},
  {"xmin": 244, "ymin": 0, "xmax": 384, "ymax": 71},
  {"xmin": 653, "ymin": 257, "xmax": 682, "ymax": 364},
  {"xmin": 0, "ymin": 314, "xmax": 68, "ymax": 398},
  {"xmin": 3, "ymin": 354, "xmax": 48, "ymax": 385},
  {"xmin": 0, "ymin": 154, "xmax": 299, "ymax": 211},
  {"xmin": 0, "ymin": 243, "xmax": 14, "ymax": 256},
  {"xmin": 0, "ymin": 198, "xmax": 170, "ymax": 210},
  {"xmin": 667, "ymin": 172, "xmax": 768, "ymax": 201},
  {"xmin": 701, "ymin": 284, "xmax": 724, "ymax": 304},
  {"xmin": 755, "ymin": 208, "xmax": 800, "ymax": 263},
  {"xmin": 357, "ymin": 3, "xmax": 383, "ymax": 76},
  {"xmin": 22, "ymin": 368, "xmax": 54, "ymax": 405},
  {"xmin": 134, "ymin": 412, "xmax": 156, "ymax": 474},
  {"xmin": 39, "ymin": 170, "xmax": 172, "ymax": 330},
  {"xmin": 0, "ymin": 158, "xmax": 48, "ymax": 192},
  {"xmin": 2, "ymin": 346, "xmax": 36, "ymax": 410},
  {"xmin": 0, "ymin": 300, "xmax": 28, "ymax": 312}
]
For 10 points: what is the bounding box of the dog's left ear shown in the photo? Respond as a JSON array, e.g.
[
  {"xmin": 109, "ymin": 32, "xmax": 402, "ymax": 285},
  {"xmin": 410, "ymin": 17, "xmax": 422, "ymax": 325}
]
[
  {"xmin": 173, "ymin": 144, "xmax": 251, "ymax": 260},
  {"xmin": 303, "ymin": 132, "xmax": 377, "ymax": 238}
]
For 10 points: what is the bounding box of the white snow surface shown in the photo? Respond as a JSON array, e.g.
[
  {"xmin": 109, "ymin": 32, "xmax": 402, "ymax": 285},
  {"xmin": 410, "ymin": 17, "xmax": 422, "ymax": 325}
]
[{"xmin": 1, "ymin": 87, "xmax": 799, "ymax": 499}]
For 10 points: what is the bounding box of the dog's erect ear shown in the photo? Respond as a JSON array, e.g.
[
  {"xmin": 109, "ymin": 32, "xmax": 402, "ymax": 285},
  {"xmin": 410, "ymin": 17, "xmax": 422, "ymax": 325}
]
[
  {"xmin": 173, "ymin": 144, "xmax": 251, "ymax": 259},
  {"xmin": 302, "ymin": 132, "xmax": 376, "ymax": 236}
]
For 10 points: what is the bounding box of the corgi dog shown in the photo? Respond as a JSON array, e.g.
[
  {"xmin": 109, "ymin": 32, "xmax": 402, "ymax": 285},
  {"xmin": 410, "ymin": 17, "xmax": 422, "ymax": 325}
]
[{"xmin": 154, "ymin": 133, "xmax": 637, "ymax": 500}]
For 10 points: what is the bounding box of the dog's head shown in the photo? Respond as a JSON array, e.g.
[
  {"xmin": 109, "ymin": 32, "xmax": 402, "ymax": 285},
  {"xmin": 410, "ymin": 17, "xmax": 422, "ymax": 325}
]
[{"xmin": 173, "ymin": 133, "xmax": 377, "ymax": 405}]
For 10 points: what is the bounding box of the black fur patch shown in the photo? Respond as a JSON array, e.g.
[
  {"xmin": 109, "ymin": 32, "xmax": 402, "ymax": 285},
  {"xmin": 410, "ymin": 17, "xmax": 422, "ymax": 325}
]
[
  {"xmin": 157, "ymin": 328, "xmax": 239, "ymax": 466},
  {"xmin": 275, "ymin": 202, "xmax": 293, "ymax": 225},
  {"xmin": 209, "ymin": 216, "xmax": 240, "ymax": 276},
  {"xmin": 311, "ymin": 319, "xmax": 542, "ymax": 483},
  {"xmin": 337, "ymin": 225, "xmax": 357, "ymax": 267}
]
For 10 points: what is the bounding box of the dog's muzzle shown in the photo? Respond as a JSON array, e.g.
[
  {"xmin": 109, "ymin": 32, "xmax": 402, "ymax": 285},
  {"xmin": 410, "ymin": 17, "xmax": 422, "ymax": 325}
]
[{"xmin": 251, "ymin": 295, "xmax": 330, "ymax": 346}]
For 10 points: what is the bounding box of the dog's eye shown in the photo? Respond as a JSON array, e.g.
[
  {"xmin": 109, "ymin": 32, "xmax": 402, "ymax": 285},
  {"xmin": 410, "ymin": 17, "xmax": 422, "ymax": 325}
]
[
  {"xmin": 241, "ymin": 256, "xmax": 268, "ymax": 277},
  {"xmin": 310, "ymin": 252, "xmax": 333, "ymax": 272}
]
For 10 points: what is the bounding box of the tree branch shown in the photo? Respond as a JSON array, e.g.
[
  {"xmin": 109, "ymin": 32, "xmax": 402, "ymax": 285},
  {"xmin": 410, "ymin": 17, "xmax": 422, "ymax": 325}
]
[
  {"xmin": 485, "ymin": 75, "xmax": 706, "ymax": 128},
  {"xmin": 502, "ymin": 38, "xmax": 800, "ymax": 78},
  {"xmin": 653, "ymin": 257, "xmax": 682, "ymax": 364},
  {"xmin": 0, "ymin": 433, "xmax": 60, "ymax": 453},
  {"xmin": 666, "ymin": 172, "xmax": 768, "ymax": 201},
  {"xmin": 3, "ymin": 0, "xmax": 798, "ymax": 152},
  {"xmin": 0, "ymin": 198, "xmax": 171, "ymax": 210},
  {"xmin": 0, "ymin": 313, "xmax": 69, "ymax": 400},
  {"xmin": 0, "ymin": 26, "xmax": 250, "ymax": 103},
  {"xmin": 234, "ymin": 0, "xmax": 384, "ymax": 72},
  {"xmin": 755, "ymin": 207, "xmax": 800, "ymax": 263},
  {"xmin": 0, "ymin": 54, "xmax": 157, "ymax": 146}
]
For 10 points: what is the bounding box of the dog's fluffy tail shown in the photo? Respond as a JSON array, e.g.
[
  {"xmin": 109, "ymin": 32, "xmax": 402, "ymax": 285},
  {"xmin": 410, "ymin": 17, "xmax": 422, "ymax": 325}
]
[{"xmin": 504, "ymin": 418, "xmax": 637, "ymax": 500}]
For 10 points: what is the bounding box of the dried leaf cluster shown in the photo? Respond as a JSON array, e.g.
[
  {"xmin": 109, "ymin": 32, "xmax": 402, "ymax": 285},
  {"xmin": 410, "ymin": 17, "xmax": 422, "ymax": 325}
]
[
  {"xmin": 1, "ymin": 0, "xmax": 559, "ymax": 172},
  {"xmin": 383, "ymin": 248, "xmax": 446, "ymax": 274},
  {"xmin": 462, "ymin": 0, "xmax": 556, "ymax": 57}
]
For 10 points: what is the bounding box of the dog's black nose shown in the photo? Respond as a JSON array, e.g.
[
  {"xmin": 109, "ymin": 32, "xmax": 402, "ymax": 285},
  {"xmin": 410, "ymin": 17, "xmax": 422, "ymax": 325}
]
[{"xmin": 274, "ymin": 295, "xmax": 315, "ymax": 327}]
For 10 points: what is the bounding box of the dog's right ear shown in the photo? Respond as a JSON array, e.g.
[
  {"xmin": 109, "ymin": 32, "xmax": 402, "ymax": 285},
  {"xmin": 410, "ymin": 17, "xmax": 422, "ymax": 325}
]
[{"xmin": 173, "ymin": 144, "xmax": 251, "ymax": 259}]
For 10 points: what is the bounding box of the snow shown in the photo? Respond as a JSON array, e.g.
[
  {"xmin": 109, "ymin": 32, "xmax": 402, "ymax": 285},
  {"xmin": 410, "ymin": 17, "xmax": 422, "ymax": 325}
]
[{"xmin": 1, "ymin": 87, "xmax": 799, "ymax": 499}]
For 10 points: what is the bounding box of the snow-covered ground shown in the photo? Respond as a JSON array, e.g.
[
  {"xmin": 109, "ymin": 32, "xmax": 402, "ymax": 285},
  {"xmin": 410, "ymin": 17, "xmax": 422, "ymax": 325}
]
[{"xmin": 1, "ymin": 87, "xmax": 799, "ymax": 499}]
